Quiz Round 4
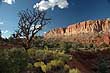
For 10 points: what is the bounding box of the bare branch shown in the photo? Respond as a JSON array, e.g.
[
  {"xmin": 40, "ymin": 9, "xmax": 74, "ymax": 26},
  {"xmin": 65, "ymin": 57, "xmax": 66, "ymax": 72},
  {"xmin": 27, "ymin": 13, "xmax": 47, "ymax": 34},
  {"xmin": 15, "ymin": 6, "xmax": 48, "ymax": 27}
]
[{"xmin": 14, "ymin": 9, "xmax": 51, "ymax": 49}]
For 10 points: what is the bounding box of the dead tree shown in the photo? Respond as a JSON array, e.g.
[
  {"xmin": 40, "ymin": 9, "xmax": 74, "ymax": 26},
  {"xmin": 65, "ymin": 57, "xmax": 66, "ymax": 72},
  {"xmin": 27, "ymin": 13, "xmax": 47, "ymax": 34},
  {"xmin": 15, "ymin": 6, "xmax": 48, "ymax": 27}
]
[{"xmin": 14, "ymin": 9, "xmax": 50, "ymax": 50}]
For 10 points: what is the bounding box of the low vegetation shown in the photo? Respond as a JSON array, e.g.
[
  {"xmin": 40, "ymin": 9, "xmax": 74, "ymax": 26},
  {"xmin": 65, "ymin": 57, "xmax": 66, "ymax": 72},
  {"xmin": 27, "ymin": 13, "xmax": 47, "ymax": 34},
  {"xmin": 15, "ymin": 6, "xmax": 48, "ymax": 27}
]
[{"xmin": 0, "ymin": 48, "xmax": 81, "ymax": 73}]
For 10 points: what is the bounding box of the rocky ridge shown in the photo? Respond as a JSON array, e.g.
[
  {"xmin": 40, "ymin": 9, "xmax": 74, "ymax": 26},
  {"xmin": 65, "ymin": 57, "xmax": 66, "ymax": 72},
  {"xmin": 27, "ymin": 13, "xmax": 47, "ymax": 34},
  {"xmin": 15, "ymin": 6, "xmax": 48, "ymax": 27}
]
[{"xmin": 44, "ymin": 18, "xmax": 110, "ymax": 45}]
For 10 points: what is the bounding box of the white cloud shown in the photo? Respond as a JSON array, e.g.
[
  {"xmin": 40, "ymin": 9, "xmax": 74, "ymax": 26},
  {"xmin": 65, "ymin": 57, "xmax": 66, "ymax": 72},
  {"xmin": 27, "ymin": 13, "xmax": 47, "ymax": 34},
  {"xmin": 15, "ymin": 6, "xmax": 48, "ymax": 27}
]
[
  {"xmin": 57, "ymin": 0, "xmax": 69, "ymax": 9},
  {"xmin": 44, "ymin": 32, "xmax": 46, "ymax": 34},
  {"xmin": 35, "ymin": 24, "xmax": 41, "ymax": 29},
  {"xmin": 33, "ymin": 0, "xmax": 50, "ymax": 11},
  {"xmin": 1, "ymin": 30, "xmax": 10, "ymax": 38},
  {"xmin": 2, "ymin": 0, "xmax": 15, "ymax": 4},
  {"xmin": 30, "ymin": 24, "xmax": 42, "ymax": 30},
  {"xmin": 33, "ymin": 0, "xmax": 69, "ymax": 11},
  {"xmin": 1, "ymin": 30, "xmax": 8, "ymax": 34},
  {"xmin": 0, "ymin": 22, "xmax": 4, "ymax": 25}
]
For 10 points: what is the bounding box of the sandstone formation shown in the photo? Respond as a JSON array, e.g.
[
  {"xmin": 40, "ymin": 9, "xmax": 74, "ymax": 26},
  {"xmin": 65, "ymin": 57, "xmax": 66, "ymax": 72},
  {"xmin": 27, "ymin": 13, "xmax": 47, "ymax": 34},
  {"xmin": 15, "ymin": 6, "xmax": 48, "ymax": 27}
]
[{"xmin": 44, "ymin": 18, "xmax": 110, "ymax": 45}]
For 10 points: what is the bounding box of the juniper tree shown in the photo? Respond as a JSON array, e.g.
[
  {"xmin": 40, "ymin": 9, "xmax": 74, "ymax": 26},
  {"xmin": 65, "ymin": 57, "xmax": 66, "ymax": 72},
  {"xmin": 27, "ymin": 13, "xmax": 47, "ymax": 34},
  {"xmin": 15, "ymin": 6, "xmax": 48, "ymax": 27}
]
[{"xmin": 13, "ymin": 9, "xmax": 50, "ymax": 49}]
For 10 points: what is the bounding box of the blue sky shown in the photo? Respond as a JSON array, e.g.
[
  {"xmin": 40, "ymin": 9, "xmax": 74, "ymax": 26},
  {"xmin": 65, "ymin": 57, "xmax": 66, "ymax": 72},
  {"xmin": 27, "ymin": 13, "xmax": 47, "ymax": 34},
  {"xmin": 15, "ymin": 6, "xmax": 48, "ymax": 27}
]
[{"xmin": 0, "ymin": 0, "xmax": 110, "ymax": 38}]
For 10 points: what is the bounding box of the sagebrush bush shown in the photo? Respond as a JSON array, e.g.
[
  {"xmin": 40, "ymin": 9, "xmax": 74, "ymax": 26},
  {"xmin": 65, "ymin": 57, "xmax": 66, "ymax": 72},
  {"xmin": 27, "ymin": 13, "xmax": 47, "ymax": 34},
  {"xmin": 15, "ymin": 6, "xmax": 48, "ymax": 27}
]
[
  {"xmin": 69, "ymin": 68, "xmax": 80, "ymax": 73},
  {"xmin": 0, "ymin": 48, "xmax": 80, "ymax": 73},
  {"xmin": 27, "ymin": 48, "xmax": 71, "ymax": 63},
  {"xmin": 27, "ymin": 48, "xmax": 73, "ymax": 73},
  {"xmin": 0, "ymin": 48, "xmax": 28, "ymax": 73},
  {"xmin": 33, "ymin": 59, "xmax": 70, "ymax": 73}
]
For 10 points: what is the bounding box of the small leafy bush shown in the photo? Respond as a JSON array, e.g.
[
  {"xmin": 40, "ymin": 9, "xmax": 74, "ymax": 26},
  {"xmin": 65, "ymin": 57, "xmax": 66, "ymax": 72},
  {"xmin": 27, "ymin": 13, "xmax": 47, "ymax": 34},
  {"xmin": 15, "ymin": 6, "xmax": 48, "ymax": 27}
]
[
  {"xmin": 69, "ymin": 68, "xmax": 80, "ymax": 73},
  {"xmin": 0, "ymin": 48, "xmax": 79, "ymax": 73},
  {"xmin": 27, "ymin": 49, "xmax": 71, "ymax": 64},
  {"xmin": 33, "ymin": 59, "xmax": 70, "ymax": 73},
  {"xmin": 0, "ymin": 48, "xmax": 28, "ymax": 73}
]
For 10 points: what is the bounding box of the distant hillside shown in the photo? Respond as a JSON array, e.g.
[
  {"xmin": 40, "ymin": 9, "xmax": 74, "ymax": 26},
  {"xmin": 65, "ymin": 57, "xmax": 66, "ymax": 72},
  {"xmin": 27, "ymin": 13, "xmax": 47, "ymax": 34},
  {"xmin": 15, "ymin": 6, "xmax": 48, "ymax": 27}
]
[{"xmin": 44, "ymin": 18, "xmax": 110, "ymax": 45}]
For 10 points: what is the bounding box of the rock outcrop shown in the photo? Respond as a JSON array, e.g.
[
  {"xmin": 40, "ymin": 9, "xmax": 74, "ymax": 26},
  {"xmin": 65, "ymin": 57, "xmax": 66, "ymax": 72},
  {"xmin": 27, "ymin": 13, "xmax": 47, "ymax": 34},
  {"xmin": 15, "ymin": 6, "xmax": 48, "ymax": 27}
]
[{"xmin": 44, "ymin": 18, "xmax": 110, "ymax": 45}]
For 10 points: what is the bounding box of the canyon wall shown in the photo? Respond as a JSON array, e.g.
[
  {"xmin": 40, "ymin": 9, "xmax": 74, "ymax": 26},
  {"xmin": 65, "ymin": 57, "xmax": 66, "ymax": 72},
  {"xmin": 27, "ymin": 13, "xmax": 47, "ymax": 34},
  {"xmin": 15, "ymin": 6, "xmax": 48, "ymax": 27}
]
[{"xmin": 44, "ymin": 18, "xmax": 110, "ymax": 45}]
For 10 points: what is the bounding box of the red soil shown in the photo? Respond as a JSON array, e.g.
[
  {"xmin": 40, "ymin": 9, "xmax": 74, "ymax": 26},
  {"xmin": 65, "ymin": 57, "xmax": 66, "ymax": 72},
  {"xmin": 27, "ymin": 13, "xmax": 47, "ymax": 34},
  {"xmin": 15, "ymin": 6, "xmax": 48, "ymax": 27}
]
[{"xmin": 68, "ymin": 49, "xmax": 110, "ymax": 73}]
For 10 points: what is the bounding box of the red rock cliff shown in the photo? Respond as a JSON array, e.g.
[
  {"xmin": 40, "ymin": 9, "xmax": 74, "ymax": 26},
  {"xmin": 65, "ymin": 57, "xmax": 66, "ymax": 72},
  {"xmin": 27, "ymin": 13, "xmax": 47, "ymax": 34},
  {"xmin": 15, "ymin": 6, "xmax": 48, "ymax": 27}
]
[{"xmin": 44, "ymin": 18, "xmax": 110, "ymax": 44}]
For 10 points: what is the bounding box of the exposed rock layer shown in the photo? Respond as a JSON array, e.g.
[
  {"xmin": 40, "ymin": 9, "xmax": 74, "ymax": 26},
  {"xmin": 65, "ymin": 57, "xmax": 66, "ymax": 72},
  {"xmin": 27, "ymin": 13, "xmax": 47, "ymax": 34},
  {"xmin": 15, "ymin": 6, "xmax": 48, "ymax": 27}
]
[{"xmin": 44, "ymin": 18, "xmax": 110, "ymax": 45}]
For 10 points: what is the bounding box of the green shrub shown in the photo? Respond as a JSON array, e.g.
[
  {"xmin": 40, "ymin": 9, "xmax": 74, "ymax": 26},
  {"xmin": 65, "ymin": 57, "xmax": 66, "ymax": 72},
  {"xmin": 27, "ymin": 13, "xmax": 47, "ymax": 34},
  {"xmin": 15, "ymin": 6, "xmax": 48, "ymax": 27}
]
[
  {"xmin": 48, "ymin": 59, "xmax": 64, "ymax": 67},
  {"xmin": 69, "ymin": 68, "xmax": 80, "ymax": 73},
  {"xmin": 26, "ymin": 49, "xmax": 72, "ymax": 73},
  {"xmin": 33, "ymin": 59, "xmax": 70, "ymax": 73},
  {"xmin": 27, "ymin": 63, "xmax": 33, "ymax": 69},
  {"xmin": 27, "ymin": 48, "xmax": 36, "ymax": 57},
  {"xmin": 0, "ymin": 48, "xmax": 28, "ymax": 73},
  {"xmin": 0, "ymin": 48, "xmax": 74, "ymax": 73},
  {"xmin": 27, "ymin": 49, "xmax": 71, "ymax": 64},
  {"xmin": 97, "ymin": 56, "xmax": 109, "ymax": 73}
]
